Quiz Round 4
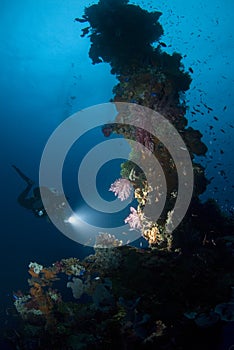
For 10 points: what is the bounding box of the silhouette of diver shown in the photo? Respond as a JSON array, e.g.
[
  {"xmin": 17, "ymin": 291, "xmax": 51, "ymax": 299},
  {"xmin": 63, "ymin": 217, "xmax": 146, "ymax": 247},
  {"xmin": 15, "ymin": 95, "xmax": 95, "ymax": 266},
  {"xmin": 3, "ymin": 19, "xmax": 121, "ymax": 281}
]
[{"xmin": 12, "ymin": 165, "xmax": 66, "ymax": 218}]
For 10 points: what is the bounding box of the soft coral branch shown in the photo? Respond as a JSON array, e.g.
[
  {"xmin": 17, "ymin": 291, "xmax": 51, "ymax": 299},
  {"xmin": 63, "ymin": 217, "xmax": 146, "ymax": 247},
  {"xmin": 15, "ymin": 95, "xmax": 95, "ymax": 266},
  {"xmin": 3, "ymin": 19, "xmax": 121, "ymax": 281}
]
[{"xmin": 109, "ymin": 178, "xmax": 133, "ymax": 201}]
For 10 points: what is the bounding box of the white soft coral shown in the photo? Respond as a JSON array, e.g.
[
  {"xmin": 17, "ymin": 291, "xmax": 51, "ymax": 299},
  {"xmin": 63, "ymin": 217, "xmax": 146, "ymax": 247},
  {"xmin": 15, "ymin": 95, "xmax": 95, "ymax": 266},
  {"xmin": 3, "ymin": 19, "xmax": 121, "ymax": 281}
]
[
  {"xmin": 109, "ymin": 178, "xmax": 133, "ymax": 201},
  {"xmin": 124, "ymin": 207, "xmax": 142, "ymax": 230}
]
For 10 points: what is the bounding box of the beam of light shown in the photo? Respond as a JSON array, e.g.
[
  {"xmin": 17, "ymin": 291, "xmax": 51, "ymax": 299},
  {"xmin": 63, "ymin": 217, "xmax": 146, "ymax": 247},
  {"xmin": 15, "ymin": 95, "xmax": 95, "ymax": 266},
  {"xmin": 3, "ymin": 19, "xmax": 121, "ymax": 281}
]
[
  {"xmin": 63, "ymin": 211, "xmax": 96, "ymax": 246},
  {"xmin": 63, "ymin": 209, "xmax": 87, "ymax": 226},
  {"xmin": 67, "ymin": 215, "xmax": 76, "ymax": 224},
  {"xmin": 64, "ymin": 214, "xmax": 78, "ymax": 224}
]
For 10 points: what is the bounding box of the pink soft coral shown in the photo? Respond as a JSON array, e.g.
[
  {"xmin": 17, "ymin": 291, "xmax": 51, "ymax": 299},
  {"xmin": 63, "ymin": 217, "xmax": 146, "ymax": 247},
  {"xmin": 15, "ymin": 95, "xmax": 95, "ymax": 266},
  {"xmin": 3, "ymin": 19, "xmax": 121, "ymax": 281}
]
[
  {"xmin": 109, "ymin": 178, "xmax": 132, "ymax": 201},
  {"xmin": 124, "ymin": 207, "xmax": 142, "ymax": 230}
]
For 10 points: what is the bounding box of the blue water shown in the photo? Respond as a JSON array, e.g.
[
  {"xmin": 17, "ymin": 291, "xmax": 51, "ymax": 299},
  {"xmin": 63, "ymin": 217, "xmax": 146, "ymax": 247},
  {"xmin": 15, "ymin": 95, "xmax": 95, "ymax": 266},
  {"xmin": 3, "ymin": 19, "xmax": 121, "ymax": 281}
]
[{"xmin": 0, "ymin": 0, "xmax": 233, "ymax": 343}]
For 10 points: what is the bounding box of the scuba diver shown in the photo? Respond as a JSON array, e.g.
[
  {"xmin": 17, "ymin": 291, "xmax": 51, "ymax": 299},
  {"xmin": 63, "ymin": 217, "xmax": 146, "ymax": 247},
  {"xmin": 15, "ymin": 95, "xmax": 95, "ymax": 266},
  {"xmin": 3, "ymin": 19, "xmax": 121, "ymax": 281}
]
[{"xmin": 12, "ymin": 165, "xmax": 67, "ymax": 220}]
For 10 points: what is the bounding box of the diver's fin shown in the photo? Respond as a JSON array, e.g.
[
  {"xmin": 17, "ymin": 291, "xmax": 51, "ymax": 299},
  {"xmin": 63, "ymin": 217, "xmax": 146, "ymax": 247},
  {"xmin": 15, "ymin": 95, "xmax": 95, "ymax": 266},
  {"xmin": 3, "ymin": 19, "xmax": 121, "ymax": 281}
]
[{"xmin": 12, "ymin": 165, "xmax": 34, "ymax": 185}]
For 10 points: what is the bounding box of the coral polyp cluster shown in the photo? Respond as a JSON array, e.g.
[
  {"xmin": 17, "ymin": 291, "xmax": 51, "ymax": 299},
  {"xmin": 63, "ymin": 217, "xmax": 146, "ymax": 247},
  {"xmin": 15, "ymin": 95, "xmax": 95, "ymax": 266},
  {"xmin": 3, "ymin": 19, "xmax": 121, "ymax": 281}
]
[
  {"xmin": 11, "ymin": 235, "xmax": 234, "ymax": 349},
  {"xmin": 14, "ymin": 259, "xmax": 85, "ymax": 328}
]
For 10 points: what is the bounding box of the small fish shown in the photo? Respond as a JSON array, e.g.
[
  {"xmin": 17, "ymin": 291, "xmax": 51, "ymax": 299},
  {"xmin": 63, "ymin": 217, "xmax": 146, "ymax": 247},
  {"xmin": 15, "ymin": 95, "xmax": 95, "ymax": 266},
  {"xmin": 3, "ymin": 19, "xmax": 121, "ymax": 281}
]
[
  {"xmin": 81, "ymin": 26, "xmax": 90, "ymax": 37},
  {"xmin": 214, "ymin": 116, "xmax": 219, "ymax": 121},
  {"xmin": 223, "ymin": 106, "xmax": 227, "ymax": 111},
  {"xmin": 220, "ymin": 129, "xmax": 225, "ymax": 133},
  {"xmin": 74, "ymin": 17, "xmax": 87, "ymax": 23},
  {"xmin": 189, "ymin": 67, "xmax": 194, "ymax": 73},
  {"xmin": 159, "ymin": 42, "xmax": 167, "ymax": 47},
  {"xmin": 219, "ymin": 170, "xmax": 226, "ymax": 177}
]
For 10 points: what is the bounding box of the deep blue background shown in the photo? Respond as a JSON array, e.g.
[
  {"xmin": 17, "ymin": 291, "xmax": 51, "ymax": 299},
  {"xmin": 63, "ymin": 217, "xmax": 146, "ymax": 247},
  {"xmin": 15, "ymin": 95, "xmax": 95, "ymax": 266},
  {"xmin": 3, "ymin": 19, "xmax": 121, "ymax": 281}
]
[{"xmin": 0, "ymin": 0, "xmax": 233, "ymax": 339}]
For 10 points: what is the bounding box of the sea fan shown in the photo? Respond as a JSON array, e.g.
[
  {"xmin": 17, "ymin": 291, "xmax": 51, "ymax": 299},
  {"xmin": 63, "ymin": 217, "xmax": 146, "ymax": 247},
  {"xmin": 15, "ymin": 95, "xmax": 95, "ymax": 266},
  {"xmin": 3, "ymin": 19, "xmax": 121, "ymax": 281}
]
[{"xmin": 109, "ymin": 178, "xmax": 133, "ymax": 201}]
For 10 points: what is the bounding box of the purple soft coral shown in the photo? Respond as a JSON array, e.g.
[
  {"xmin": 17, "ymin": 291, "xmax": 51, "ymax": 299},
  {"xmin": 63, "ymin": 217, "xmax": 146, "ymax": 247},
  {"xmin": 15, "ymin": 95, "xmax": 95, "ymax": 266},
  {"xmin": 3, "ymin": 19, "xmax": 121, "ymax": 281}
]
[
  {"xmin": 124, "ymin": 207, "xmax": 142, "ymax": 230},
  {"xmin": 109, "ymin": 178, "xmax": 133, "ymax": 201}
]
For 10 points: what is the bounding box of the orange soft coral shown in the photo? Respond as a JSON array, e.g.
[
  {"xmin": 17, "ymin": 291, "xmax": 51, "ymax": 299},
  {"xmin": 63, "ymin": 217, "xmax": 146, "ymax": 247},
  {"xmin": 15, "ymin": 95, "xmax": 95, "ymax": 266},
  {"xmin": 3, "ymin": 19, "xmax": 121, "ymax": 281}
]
[
  {"xmin": 41, "ymin": 268, "xmax": 58, "ymax": 281},
  {"xmin": 28, "ymin": 268, "xmax": 40, "ymax": 278}
]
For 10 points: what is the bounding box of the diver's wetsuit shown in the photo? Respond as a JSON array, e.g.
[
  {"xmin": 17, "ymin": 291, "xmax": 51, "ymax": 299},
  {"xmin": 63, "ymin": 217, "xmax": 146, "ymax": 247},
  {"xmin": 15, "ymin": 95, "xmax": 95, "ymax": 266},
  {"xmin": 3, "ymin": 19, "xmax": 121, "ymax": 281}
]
[
  {"xmin": 17, "ymin": 182, "xmax": 35, "ymax": 209},
  {"xmin": 12, "ymin": 165, "xmax": 47, "ymax": 217},
  {"xmin": 13, "ymin": 165, "xmax": 67, "ymax": 219}
]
